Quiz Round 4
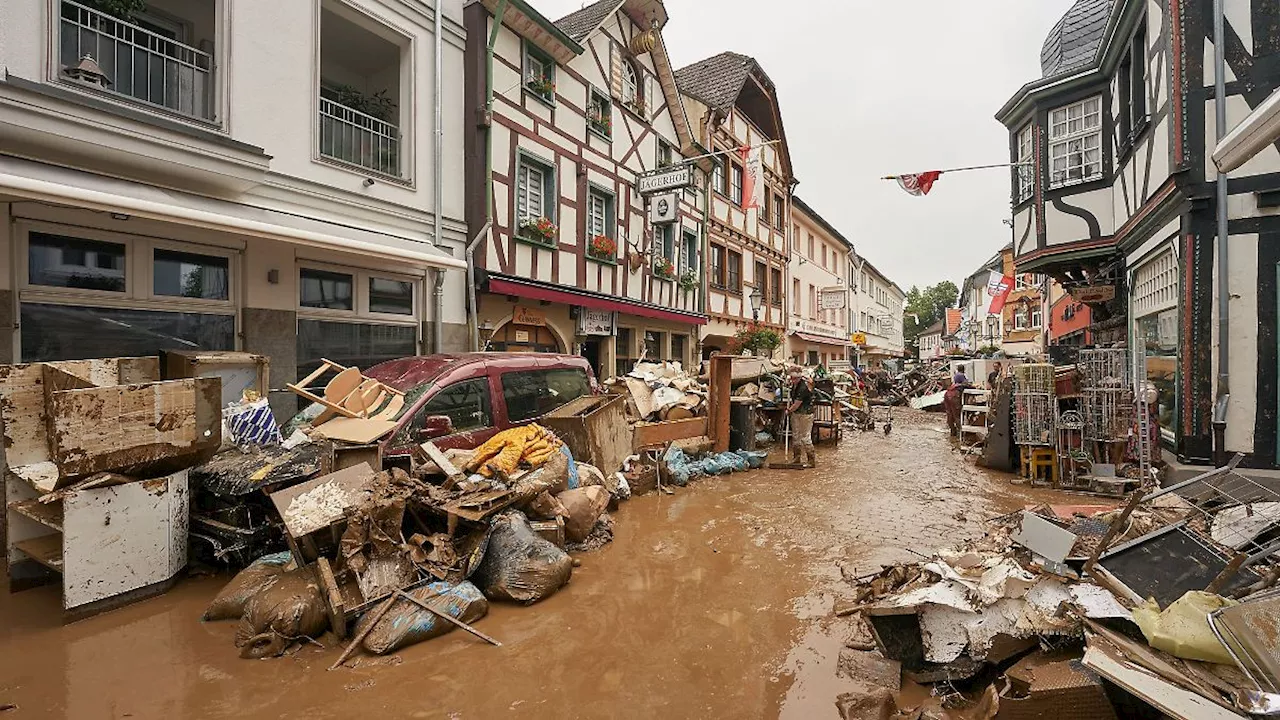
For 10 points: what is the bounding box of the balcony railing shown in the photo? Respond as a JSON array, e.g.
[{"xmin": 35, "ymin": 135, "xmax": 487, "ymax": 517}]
[
  {"xmin": 58, "ymin": 0, "xmax": 215, "ymax": 122},
  {"xmin": 318, "ymin": 97, "xmax": 401, "ymax": 177}
]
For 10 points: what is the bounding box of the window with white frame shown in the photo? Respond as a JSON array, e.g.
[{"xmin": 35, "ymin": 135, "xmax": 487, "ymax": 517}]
[
  {"xmin": 524, "ymin": 43, "xmax": 555, "ymax": 104},
  {"xmin": 516, "ymin": 154, "xmax": 556, "ymax": 242},
  {"xmin": 588, "ymin": 88, "xmax": 611, "ymax": 137},
  {"xmin": 1133, "ymin": 249, "xmax": 1177, "ymax": 317},
  {"xmin": 20, "ymin": 225, "xmax": 236, "ymax": 362},
  {"xmin": 1049, "ymin": 96, "xmax": 1103, "ymax": 187},
  {"xmin": 1014, "ymin": 306, "xmax": 1029, "ymax": 329},
  {"xmin": 712, "ymin": 156, "xmax": 726, "ymax": 195},
  {"xmin": 587, "ymin": 187, "xmax": 614, "ymax": 242},
  {"xmin": 1016, "ymin": 124, "xmax": 1035, "ymax": 202},
  {"xmin": 1031, "ymin": 306, "xmax": 1043, "ymax": 327}
]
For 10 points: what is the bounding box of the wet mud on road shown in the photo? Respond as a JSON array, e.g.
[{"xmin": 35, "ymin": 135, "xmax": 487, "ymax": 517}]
[{"xmin": 0, "ymin": 410, "xmax": 1062, "ymax": 719}]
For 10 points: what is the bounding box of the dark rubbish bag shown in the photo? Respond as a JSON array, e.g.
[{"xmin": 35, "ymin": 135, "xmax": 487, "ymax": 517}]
[
  {"xmin": 234, "ymin": 567, "xmax": 329, "ymax": 659},
  {"xmin": 355, "ymin": 581, "xmax": 489, "ymax": 655},
  {"xmin": 203, "ymin": 550, "xmax": 293, "ymax": 621},
  {"xmin": 472, "ymin": 510, "xmax": 573, "ymax": 604}
]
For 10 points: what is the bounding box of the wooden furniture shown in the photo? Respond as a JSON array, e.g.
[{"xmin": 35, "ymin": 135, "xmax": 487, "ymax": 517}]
[
  {"xmin": 960, "ymin": 388, "xmax": 990, "ymax": 453},
  {"xmin": 6, "ymin": 469, "xmax": 189, "ymax": 616},
  {"xmin": 541, "ymin": 394, "xmax": 631, "ymax": 474},
  {"xmin": 1020, "ymin": 446, "xmax": 1060, "ymax": 486}
]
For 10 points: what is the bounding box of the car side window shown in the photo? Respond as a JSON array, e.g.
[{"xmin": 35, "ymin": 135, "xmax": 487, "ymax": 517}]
[
  {"xmin": 501, "ymin": 368, "xmax": 590, "ymax": 423},
  {"xmin": 402, "ymin": 379, "xmax": 492, "ymax": 441}
]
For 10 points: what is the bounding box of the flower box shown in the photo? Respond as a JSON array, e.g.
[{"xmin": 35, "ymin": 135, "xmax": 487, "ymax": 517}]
[
  {"xmin": 588, "ymin": 113, "xmax": 611, "ymax": 137},
  {"xmin": 678, "ymin": 270, "xmax": 699, "ymax": 292},
  {"xmin": 652, "ymin": 257, "xmax": 675, "ymax": 280},
  {"xmin": 587, "ymin": 235, "xmax": 617, "ymax": 262},
  {"xmin": 526, "ymin": 75, "xmax": 555, "ymax": 102},
  {"xmin": 519, "ymin": 217, "xmax": 558, "ymax": 246}
]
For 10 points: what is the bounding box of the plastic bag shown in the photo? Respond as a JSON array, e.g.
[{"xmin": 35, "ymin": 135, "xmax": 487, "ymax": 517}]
[
  {"xmin": 234, "ymin": 567, "xmax": 329, "ymax": 659},
  {"xmin": 663, "ymin": 446, "xmax": 694, "ymax": 486},
  {"xmin": 223, "ymin": 398, "xmax": 283, "ymax": 448},
  {"xmin": 734, "ymin": 450, "xmax": 768, "ymax": 469},
  {"xmin": 356, "ymin": 581, "xmax": 489, "ymax": 655},
  {"xmin": 203, "ymin": 551, "xmax": 293, "ymax": 621},
  {"xmin": 472, "ymin": 511, "xmax": 573, "ymax": 604},
  {"xmin": 1132, "ymin": 591, "xmax": 1238, "ymax": 664}
]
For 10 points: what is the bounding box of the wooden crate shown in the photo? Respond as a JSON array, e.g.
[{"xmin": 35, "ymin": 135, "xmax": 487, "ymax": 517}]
[
  {"xmin": 161, "ymin": 350, "xmax": 270, "ymax": 407},
  {"xmin": 541, "ymin": 394, "xmax": 632, "ymax": 474}
]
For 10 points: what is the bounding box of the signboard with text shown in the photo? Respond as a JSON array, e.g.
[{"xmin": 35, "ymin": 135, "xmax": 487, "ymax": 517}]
[
  {"xmin": 637, "ymin": 164, "xmax": 693, "ymax": 194},
  {"xmin": 1069, "ymin": 284, "xmax": 1117, "ymax": 303},
  {"xmin": 820, "ymin": 288, "xmax": 847, "ymax": 310},
  {"xmin": 576, "ymin": 308, "xmax": 616, "ymax": 336},
  {"xmin": 513, "ymin": 306, "xmax": 547, "ymax": 326},
  {"xmin": 850, "ymin": 332, "xmax": 868, "ymax": 346}
]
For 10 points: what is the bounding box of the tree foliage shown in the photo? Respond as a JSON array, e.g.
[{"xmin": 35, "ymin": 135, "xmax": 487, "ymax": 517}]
[
  {"xmin": 86, "ymin": 0, "xmax": 148, "ymax": 19},
  {"xmin": 903, "ymin": 281, "xmax": 959, "ymax": 342}
]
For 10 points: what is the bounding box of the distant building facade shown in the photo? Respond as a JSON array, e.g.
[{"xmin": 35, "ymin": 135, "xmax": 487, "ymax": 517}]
[{"xmin": 788, "ymin": 196, "xmax": 850, "ymax": 366}]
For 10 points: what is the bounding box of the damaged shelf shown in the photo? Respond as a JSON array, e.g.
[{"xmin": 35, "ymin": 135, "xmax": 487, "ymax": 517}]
[
  {"xmin": 14, "ymin": 534, "xmax": 63, "ymax": 572},
  {"xmin": 8, "ymin": 499, "xmax": 64, "ymax": 532}
]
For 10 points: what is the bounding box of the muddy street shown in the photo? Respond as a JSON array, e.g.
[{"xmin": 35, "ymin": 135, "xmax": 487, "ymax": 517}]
[{"xmin": 0, "ymin": 411, "xmax": 1054, "ymax": 719}]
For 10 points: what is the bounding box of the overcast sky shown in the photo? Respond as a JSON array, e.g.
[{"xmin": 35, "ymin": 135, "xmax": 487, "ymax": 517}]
[{"xmin": 536, "ymin": 0, "xmax": 1073, "ymax": 293}]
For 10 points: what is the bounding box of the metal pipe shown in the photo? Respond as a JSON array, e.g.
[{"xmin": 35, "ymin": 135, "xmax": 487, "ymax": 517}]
[
  {"xmin": 432, "ymin": 0, "xmax": 446, "ymax": 353},
  {"xmin": 466, "ymin": 0, "xmax": 508, "ymax": 351},
  {"xmin": 1212, "ymin": 0, "xmax": 1231, "ymax": 461},
  {"xmin": 466, "ymin": 220, "xmax": 492, "ymax": 351}
]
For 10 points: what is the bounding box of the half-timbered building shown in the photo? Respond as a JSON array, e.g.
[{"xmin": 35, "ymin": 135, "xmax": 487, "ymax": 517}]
[
  {"xmin": 996, "ymin": 0, "xmax": 1280, "ymax": 470},
  {"xmin": 675, "ymin": 52, "xmax": 794, "ymax": 358},
  {"xmin": 463, "ymin": 0, "xmax": 707, "ymax": 378}
]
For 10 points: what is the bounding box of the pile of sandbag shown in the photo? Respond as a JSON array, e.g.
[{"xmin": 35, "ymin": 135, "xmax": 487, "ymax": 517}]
[
  {"xmin": 472, "ymin": 511, "xmax": 574, "ymax": 604},
  {"xmin": 203, "ymin": 551, "xmax": 330, "ymax": 659}
]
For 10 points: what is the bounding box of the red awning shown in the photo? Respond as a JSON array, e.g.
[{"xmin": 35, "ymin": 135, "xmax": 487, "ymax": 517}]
[
  {"xmin": 487, "ymin": 277, "xmax": 708, "ymax": 326},
  {"xmin": 792, "ymin": 331, "xmax": 848, "ymax": 347}
]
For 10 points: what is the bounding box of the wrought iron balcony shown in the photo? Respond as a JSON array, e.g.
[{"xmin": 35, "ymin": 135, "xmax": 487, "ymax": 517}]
[
  {"xmin": 58, "ymin": 0, "xmax": 215, "ymax": 122},
  {"xmin": 318, "ymin": 97, "xmax": 401, "ymax": 177}
]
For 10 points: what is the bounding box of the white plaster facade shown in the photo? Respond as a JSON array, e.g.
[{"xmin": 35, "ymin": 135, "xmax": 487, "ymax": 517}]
[
  {"xmin": 0, "ymin": 0, "xmax": 468, "ymax": 408},
  {"xmin": 850, "ymin": 258, "xmax": 906, "ymax": 367},
  {"xmin": 787, "ymin": 196, "xmax": 849, "ymax": 367}
]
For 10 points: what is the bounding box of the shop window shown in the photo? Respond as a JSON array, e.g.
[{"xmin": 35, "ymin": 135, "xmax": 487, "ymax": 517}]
[
  {"xmin": 369, "ymin": 277, "xmax": 414, "ymax": 315},
  {"xmin": 615, "ymin": 327, "xmax": 634, "ymax": 377},
  {"xmin": 297, "ymin": 320, "xmax": 417, "ymax": 383},
  {"xmin": 502, "ymin": 368, "xmax": 591, "ymax": 423},
  {"xmin": 644, "ymin": 330, "xmax": 665, "ymax": 360},
  {"xmin": 671, "ymin": 334, "xmax": 687, "ymax": 365},
  {"xmin": 807, "ymin": 350, "xmax": 818, "ymax": 366},
  {"xmin": 29, "ymin": 232, "xmax": 125, "ymax": 292},
  {"xmin": 21, "ymin": 303, "xmax": 233, "ymax": 362},
  {"xmin": 1134, "ymin": 248, "xmax": 1179, "ymax": 441},
  {"xmin": 154, "ymin": 248, "xmax": 229, "ymax": 300},
  {"xmin": 489, "ymin": 323, "xmax": 559, "ymax": 353},
  {"xmin": 300, "ymin": 268, "xmax": 354, "ymax": 310}
]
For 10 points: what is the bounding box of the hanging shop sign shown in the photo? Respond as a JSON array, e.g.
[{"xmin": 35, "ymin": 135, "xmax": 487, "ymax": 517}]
[
  {"xmin": 637, "ymin": 164, "xmax": 693, "ymax": 195},
  {"xmin": 850, "ymin": 332, "xmax": 868, "ymax": 346},
  {"xmin": 1069, "ymin": 284, "xmax": 1116, "ymax": 303},
  {"xmin": 576, "ymin": 308, "xmax": 616, "ymax": 336},
  {"xmin": 820, "ymin": 288, "xmax": 847, "ymax": 310},
  {"xmin": 513, "ymin": 306, "xmax": 547, "ymax": 327}
]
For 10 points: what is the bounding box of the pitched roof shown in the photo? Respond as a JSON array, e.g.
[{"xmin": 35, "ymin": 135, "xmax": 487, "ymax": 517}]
[
  {"xmin": 674, "ymin": 51, "xmax": 755, "ymax": 111},
  {"xmin": 791, "ymin": 195, "xmax": 853, "ymax": 253},
  {"xmin": 553, "ymin": 0, "xmax": 624, "ymax": 41},
  {"xmin": 1040, "ymin": 0, "xmax": 1114, "ymax": 78},
  {"xmin": 921, "ymin": 319, "xmax": 946, "ymax": 336},
  {"xmin": 945, "ymin": 308, "xmax": 964, "ymax": 335}
]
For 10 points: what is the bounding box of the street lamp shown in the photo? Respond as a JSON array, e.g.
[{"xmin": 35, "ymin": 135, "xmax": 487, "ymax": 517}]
[{"xmin": 748, "ymin": 286, "xmax": 763, "ymax": 321}]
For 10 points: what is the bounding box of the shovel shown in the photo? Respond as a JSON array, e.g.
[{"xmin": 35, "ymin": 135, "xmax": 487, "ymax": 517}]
[{"xmin": 768, "ymin": 411, "xmax": 806, "ymax": 470}]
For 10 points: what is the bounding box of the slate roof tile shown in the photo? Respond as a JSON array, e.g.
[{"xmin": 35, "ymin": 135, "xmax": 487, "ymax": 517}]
[
  {"xmin": 1040, "ymin": 0, "xmax": 1115, "ymax": 78},
  {"xmin": 554, "ymin": 0, "xmax": 625, "ymax": 41},
  {"xmin": 673, "ymin": 51, "xmax": 755, "ymax": 110}
]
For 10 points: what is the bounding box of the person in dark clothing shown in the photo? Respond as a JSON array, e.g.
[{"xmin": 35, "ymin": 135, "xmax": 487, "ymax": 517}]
[
  {"xmin": 787, "ymin": 369, "xmax": 816, "ymax": 467},
  {"xmin": 988, "ymin": 362, "xmax": 1003, "ymax": 389}
]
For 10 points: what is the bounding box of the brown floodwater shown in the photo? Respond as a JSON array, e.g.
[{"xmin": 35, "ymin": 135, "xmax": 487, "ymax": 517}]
[{"xmin": 0, "ymin": 410, "xmax": 1063, "ymax": 719}]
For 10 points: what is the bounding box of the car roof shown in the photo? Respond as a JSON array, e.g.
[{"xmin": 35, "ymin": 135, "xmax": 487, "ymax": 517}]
[{"xmin": 364, "ymin": 353, "xmax": 588, "ymax": 392}]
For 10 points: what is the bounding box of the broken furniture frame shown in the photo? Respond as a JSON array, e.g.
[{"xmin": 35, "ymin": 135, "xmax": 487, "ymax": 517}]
[{"xmin": 287, "ymin": 359, "xmax": 405, "ymax": 427}]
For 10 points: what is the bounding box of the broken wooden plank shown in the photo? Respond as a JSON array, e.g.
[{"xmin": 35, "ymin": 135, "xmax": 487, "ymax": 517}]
[
  {"xmin": 329, "ymin": 594, "xmax": 397, "ymax": 671},
  {"xmin": 316, "ymin": 556, "xmax": 346, "ymax": 640},
  {"xmin": 310, "ymin": 417, "xmax": 396, "ymax": 445}
]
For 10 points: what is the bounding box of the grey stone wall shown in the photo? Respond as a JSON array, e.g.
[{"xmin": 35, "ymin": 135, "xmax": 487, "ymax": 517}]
[{"xmin": 243, "ymin": 308, "xmax": 297, "ymax": 421}]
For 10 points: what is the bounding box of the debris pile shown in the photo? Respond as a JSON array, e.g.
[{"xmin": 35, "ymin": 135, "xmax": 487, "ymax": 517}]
[
  {"xmin": 827, "ymin": 460, "xmax": 1280, "ymax": 719},
  {"xmin": 604, "ymin": 361, "xmax": 710, "ymax": 422}
]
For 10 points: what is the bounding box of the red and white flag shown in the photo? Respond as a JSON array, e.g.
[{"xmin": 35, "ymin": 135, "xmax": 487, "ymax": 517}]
[
  {"xmin": 739, "ymin": 145, "xmax": 764, "ymax": 210},
  {"xmin": 894, "ymin": 170, "xmax": 943, "ymax": 196},
  {"xmin": 987, "ymin": 271, "xmax": 1014, "ymax": 314}
]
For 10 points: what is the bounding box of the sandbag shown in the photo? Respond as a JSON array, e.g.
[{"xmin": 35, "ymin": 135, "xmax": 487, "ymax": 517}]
[
  {"xmin": 203, "ymin": 551, "xmax": 293, "ymax": 621},
  {"xmin": 557, "ymin": 486, "xmax": 609, "ymax": 543},
  {"xmin": 356, "ymin": 581, "xmax": 488, "ymax": 655},
  {"xmin": 472, "ymin": 511, "xmax": 573, "ymax": 604},
  {"xmin": 511, "ymin": 448, "xmax": 570, "ymax": 502},
  {"xmin": 576, "ymin": 462, "xmax": 606, "ymax": 489},
  {"xmin": 234, "ymin": 567, "xmax": 329, "ymax": 659}
]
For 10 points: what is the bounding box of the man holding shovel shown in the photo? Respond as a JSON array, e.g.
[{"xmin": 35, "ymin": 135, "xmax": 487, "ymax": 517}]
[{"xmin": 786, "ymin": 367, "xmax": 816, "ymax": 468}]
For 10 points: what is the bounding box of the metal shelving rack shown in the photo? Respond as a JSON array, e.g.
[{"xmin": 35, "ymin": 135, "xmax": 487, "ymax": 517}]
[{"xmin": 1013, "ymin": 364, "xmax": 1055, "ymax": 447}]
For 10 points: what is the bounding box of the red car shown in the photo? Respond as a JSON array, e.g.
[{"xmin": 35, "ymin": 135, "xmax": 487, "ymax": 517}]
[{"xmin": 311, "ymin": 353, "xmax": 598, "ymax": 459}]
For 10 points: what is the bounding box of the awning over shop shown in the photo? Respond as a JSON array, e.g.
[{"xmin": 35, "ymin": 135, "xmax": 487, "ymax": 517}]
[
  {"xmin": 487, "ymin": 275, "xmax": 708, "ymax": 326},
  {"xmin": 0, "ymin": 156, "xmax": 465, "ymax": 270},
  {"xmin": 791, "ymin": 331, "xmax": 848, "ymax": 347}
]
